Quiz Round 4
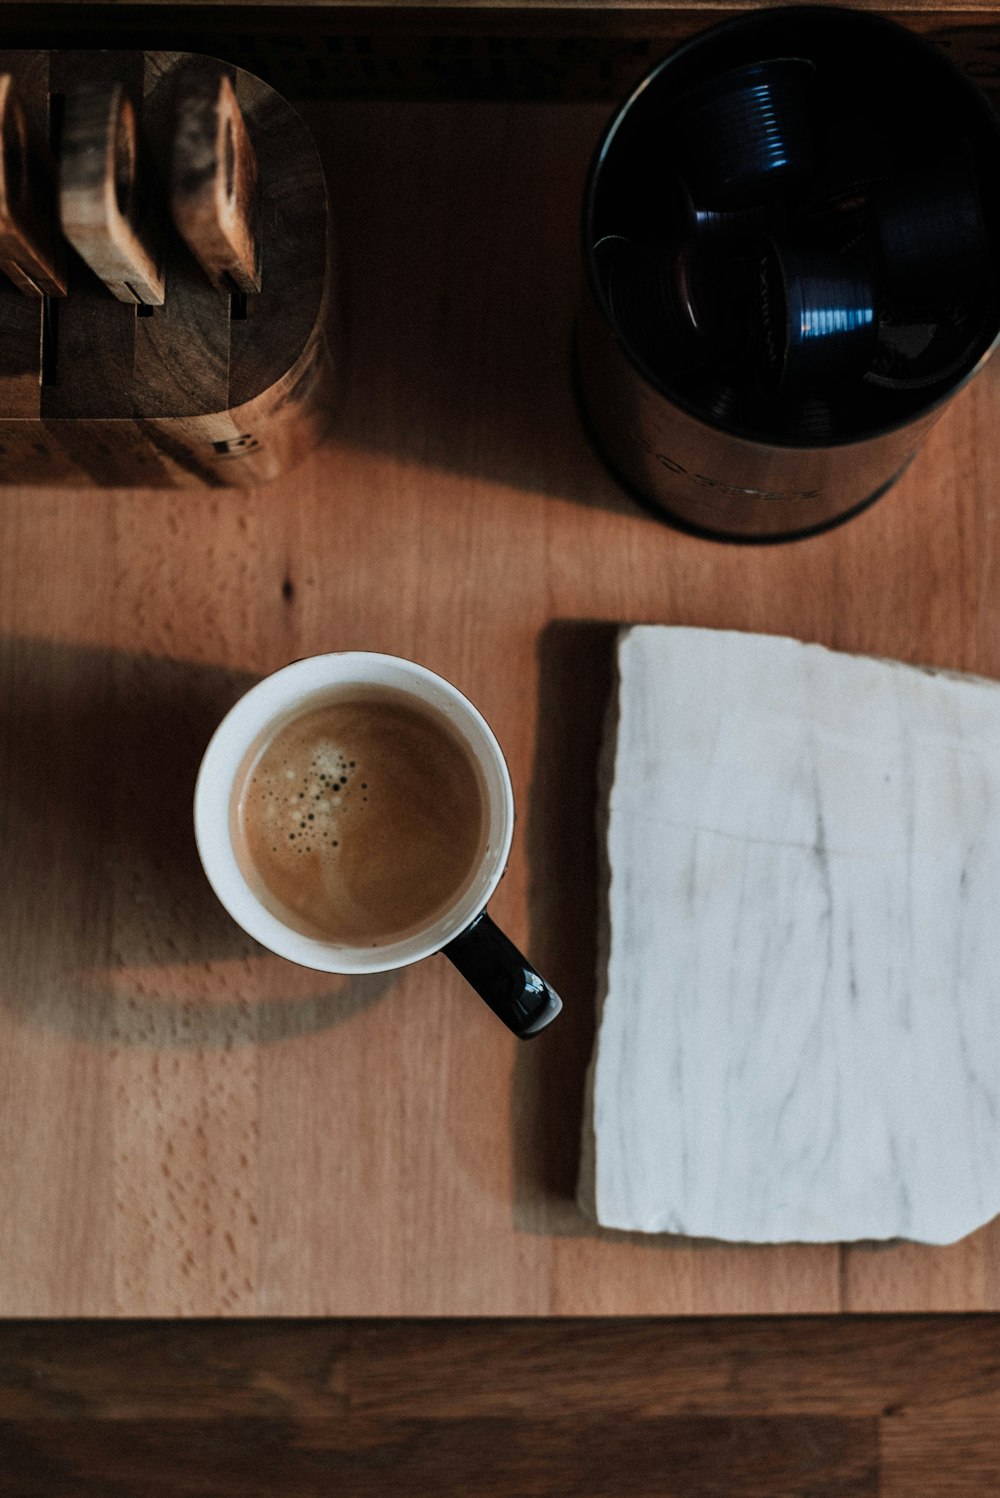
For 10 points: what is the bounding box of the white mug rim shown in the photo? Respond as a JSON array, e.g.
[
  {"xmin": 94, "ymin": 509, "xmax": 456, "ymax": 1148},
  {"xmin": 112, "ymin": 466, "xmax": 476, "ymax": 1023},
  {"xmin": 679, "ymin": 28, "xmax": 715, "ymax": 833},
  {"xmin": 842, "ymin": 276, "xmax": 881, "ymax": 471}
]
[{"xmin": 193, "ymin": 653, "xmax": 515, "ymax": 974}]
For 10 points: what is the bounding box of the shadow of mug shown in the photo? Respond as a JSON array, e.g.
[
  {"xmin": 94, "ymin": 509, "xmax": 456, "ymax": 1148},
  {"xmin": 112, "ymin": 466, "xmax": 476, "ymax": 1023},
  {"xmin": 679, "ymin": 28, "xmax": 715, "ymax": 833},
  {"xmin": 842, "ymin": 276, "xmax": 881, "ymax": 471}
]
[{"xmin": 0, "ymin": 636, "xmax": 396, "ymax": 1047}]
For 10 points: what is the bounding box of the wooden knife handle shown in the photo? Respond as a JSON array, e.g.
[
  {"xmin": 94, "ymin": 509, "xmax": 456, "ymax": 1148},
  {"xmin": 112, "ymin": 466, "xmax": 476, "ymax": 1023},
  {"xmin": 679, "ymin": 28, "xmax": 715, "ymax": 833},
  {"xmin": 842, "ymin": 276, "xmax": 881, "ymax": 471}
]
[
  {"xmin": 59, "ymin": 80, "xmax": 165, "ymax": 305},
  {"xmin": 171, "ymin": 72, "xmax": 261, "ymax": 295},
  {"xmin": 0, "ymin": 73, "xmax": 67, "ymax": 298}
]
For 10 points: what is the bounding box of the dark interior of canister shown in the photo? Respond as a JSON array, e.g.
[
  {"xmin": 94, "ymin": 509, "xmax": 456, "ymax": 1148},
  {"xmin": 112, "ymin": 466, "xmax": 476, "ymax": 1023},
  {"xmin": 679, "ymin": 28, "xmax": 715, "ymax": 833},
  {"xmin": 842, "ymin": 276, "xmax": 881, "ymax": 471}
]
[{"xmin": 585, "ymin": 8, "xmax": 1000, "ymax": 448}]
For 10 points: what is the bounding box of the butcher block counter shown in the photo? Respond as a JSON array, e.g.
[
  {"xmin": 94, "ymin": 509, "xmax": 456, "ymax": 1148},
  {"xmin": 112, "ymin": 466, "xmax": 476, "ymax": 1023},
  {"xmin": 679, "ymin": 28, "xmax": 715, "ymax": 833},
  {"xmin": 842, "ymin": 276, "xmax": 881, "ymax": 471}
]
[{"xmin": 1, "ymin": 93, "xmax": 999, "ymax": 1316}]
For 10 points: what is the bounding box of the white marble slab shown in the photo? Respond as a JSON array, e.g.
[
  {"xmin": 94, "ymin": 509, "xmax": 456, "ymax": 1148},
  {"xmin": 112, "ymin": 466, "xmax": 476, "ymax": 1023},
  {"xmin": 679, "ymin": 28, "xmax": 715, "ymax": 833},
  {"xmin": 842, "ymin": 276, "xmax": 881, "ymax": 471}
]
[{"xmin": 579, "ymin": 626, "xmax": 1000, "ymax": 1245}]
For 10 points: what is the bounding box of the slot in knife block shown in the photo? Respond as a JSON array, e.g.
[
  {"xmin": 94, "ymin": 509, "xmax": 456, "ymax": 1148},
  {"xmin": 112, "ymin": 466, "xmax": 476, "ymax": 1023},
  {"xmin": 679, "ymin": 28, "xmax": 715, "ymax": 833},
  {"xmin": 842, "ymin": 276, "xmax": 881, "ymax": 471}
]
[{"xmin": 0, "ymin": 50, "xmax": 337, "ymax": 488}]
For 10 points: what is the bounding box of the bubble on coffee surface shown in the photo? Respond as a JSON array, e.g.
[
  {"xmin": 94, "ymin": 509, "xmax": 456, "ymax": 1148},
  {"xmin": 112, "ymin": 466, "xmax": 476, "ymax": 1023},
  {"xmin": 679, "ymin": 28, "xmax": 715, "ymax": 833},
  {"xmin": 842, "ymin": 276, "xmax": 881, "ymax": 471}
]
[{"xmin": 249, "ymin": 740, "xmax": 363, "ymax": 856}]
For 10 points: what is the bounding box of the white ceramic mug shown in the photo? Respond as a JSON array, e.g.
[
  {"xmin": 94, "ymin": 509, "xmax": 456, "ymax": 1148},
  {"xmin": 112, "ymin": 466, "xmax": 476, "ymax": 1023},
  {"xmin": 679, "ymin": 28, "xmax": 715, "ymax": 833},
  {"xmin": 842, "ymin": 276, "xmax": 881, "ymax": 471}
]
[{"xmin": 194, "ymin": 652, "xmax": 562, "ymax": 1037}]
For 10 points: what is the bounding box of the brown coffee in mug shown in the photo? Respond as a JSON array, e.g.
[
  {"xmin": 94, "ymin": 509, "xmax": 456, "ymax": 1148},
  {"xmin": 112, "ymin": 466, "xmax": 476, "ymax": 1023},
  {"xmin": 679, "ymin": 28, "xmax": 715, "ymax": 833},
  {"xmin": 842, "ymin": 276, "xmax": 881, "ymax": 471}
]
[{"xmin": 233, "ymin": 687, "xmax": 488, "ymax": 946}]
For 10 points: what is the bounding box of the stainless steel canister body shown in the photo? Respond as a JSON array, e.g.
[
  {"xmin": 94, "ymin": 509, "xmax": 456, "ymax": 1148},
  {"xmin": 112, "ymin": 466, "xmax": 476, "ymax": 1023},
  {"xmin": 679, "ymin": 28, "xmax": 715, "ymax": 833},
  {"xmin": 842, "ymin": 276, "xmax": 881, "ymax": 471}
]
[{"xmin": 578, "ymin": 7, "xmax": 1000, "ymax": 542}]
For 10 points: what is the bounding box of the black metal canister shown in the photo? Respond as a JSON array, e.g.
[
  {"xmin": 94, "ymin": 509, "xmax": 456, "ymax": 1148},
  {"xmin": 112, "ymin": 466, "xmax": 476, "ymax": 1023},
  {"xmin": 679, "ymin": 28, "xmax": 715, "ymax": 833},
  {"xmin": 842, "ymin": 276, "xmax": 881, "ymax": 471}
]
[{"xmin": 577, "ymin": 6, "xmax": 1000, "ymax": 542}]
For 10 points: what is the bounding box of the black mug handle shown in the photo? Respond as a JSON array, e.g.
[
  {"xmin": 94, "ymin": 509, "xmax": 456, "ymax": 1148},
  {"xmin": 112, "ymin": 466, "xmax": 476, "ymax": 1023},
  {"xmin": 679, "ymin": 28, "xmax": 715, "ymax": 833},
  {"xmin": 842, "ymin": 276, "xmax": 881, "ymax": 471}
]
[{"xmin": 443, "ymin": 912, "xmax": 563, "ymax": 1038}]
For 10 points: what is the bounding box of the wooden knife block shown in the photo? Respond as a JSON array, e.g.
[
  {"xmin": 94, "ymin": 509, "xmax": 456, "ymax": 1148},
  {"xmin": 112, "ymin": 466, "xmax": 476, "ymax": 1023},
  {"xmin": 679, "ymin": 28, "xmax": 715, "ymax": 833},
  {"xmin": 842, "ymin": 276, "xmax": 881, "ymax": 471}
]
[{"xmin": 0, "ymin": 50, "xmax": 337, "ymax": 488}]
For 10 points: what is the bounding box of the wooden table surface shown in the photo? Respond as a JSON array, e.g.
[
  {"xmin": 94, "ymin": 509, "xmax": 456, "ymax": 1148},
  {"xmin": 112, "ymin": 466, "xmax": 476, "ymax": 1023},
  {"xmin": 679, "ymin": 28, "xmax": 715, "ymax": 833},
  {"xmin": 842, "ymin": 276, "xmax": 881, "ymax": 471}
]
[
  {"xmin": 3, "ymin": 1317, "xmax": 1000, "ymax": 1494},
  {"xmin": 2, "ymin": 97, "xmax": 1000, "ymax": 1316}
]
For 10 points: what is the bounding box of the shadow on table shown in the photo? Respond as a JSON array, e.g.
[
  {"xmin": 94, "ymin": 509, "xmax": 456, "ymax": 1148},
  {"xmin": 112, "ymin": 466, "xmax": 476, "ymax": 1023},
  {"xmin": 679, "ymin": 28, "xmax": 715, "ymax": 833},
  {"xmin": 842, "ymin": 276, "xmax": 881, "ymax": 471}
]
[
  {"xmin": 0, "ymin": 636, "xmax": 395, "ymax": 1048},
  {"xmin": 512, "ymin": 619, "xmax": 617, "ymax": 1237},
  {"xmin": 309, "ymin": 100, "xmax": 639, "ymax": 519}
]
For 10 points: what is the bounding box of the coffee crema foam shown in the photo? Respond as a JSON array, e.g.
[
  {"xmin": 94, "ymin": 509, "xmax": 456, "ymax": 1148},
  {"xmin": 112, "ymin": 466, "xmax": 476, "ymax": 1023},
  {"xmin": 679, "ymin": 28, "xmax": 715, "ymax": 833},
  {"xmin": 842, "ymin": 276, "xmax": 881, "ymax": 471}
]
[{"xmin": 234, "ymin": 690, "xmax": 488, "ymax": 946}]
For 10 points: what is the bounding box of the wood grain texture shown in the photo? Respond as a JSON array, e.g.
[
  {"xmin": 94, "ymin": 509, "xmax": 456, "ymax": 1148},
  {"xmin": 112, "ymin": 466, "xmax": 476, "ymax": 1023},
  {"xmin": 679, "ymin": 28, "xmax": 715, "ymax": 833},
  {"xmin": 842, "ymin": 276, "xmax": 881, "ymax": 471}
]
[
  {"xmin": 0, "ymin": 53, "xmax": 49, "ymax": 417},
  {"xmin": 44, "ymin": 50, "xmax": 149, "ymax": 421},
  {"xmin": 880, "ymin": 1415, "xmax": 1000, "ymax": 1498},
  {"xmin": 0, "ymin": 1417, "xmax": 880, "ymax": 1497},
  {"xmin": 0, "ymin": 74, "xmax": 66, "ymax": 297},
  {"xmin": 171, "ymin": 70, "xmax": 261, "ymax": 294},
  {"xmin": 344, "ymin": 1316, "xmax": 1000, "ymax": 1418},
  {"xmin": 1, "ymin": 95, "xmax": 1000, "ymax": 1314},
  {"xmin": 59, "ymin": 77, "xmax": 167, "ymax": 304},
  {"xmin": 1, "ymin": 1316, "xmax": 997, "ymax": 1417},
  {"xmin": 0, "ymin": 1318, "xmax": 997, "ymax": 1494}
]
